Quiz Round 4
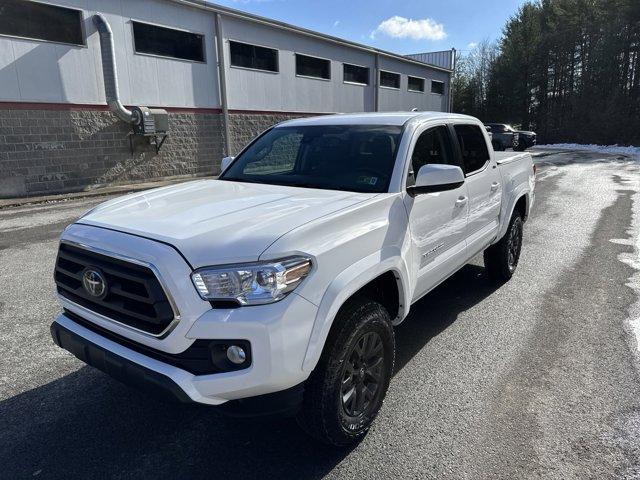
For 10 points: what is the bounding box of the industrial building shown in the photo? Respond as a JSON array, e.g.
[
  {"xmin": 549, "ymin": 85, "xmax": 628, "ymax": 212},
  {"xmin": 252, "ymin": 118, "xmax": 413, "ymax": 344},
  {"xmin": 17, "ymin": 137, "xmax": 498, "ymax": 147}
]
[{"xmin": 0, "ymin": 0, "xmax": 454, "ymax": 197}]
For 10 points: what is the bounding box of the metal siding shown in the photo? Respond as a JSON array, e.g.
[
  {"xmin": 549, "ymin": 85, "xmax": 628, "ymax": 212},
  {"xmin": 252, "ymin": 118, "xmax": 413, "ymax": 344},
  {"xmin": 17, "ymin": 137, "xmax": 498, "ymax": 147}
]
[
  {"xmin": 0, "ymin": 0, "xmax": 451, "ymax": 113},
  {"xmin": 405, "ymin": 50, "xmax": 454, "ymax": 70},
  {"xmin": 0, "ymin": 0, "xmax": 220, "ymax": 107},
  {"xmin": 0, "ymin": 39, "xmax": 20, "ymax": 100},
  {"xmin": 10, "ymin": 41, "xmax": 65, "ymax": 102},
  {"xmin": 223, "ymin": 16, "xmax": 375, "ymax": 113},
  {"xmin": 377, "ymin": 56, "xmax": 450, "ymax": 112}
]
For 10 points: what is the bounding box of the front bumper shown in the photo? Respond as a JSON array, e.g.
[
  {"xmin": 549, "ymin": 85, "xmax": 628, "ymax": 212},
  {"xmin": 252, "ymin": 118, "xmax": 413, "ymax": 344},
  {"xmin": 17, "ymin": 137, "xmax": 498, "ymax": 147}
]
[
  {"xmin": 52, "ymin": 286, "xmax": 318, "ymax": 407},
  {"xmin": 51, "ymin": 319, "xmax": 305, "ymax": 415},
  {"xmin": 51, "ymin": 319, "xmax": 192, "ymax": 403}
]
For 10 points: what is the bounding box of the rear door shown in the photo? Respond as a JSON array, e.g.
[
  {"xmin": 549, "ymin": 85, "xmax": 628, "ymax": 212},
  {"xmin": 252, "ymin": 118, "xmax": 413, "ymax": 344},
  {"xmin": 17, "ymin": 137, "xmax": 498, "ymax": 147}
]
[
  {"xmin": 404, "ymin": 125, "xmax": 470, "ymax": 300},
  {"xmin": 452, "ymin": 124, "xmax": 502, "ymax": 257}
]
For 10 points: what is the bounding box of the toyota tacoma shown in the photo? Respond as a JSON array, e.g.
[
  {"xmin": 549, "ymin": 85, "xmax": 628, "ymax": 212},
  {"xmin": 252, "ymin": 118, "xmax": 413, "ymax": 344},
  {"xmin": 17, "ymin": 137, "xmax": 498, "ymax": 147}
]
[{"xmin": 51, "ymin": 112, "xmax": 535, "ymax": 446}]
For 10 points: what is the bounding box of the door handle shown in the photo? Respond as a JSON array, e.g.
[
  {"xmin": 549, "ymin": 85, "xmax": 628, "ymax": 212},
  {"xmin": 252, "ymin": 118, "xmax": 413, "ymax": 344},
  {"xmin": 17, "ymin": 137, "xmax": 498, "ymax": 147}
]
[
  {"xmin": 490, "ymin": 182, "xmax": 500, "ymax": 191},
  {"xmin": 455, "ymin": 196, "xmax": 468, "ymax": 207}
]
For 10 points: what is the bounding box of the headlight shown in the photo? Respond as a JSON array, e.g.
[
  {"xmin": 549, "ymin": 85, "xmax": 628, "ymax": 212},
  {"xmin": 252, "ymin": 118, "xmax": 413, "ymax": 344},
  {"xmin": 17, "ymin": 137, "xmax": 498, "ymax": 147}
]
[{"xmin": 191, "ymin": 257, "xmax": 312, "ymax": 306}]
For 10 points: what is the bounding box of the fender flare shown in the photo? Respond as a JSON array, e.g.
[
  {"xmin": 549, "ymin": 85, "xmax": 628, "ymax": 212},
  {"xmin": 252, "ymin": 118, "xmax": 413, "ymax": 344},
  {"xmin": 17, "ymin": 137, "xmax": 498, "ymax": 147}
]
[
  {"xmin": 301, "ymin": 250, "xmax": 410, "ymax": 372},
  {"xmin": 494, "ymin": 189, "xmax": 531, "ymax": 242}
]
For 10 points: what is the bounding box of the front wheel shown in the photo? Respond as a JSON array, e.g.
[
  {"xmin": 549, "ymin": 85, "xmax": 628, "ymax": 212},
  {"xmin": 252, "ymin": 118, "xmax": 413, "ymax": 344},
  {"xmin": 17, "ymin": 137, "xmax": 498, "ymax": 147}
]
[
  {"xmin": 484, "ymin": 211, "xmax": 524, "ymax": 282},
  {"xmin": 296, "ymin": 298, "xmax": 395, "ymax": 447}
]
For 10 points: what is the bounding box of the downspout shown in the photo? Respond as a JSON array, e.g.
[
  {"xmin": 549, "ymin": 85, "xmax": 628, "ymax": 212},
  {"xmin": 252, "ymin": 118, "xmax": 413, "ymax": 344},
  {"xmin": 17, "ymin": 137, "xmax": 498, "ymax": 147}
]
[
  {"xmin": 215, "ymin": 13, "xmax": 232, "ymax": 156},
  {"xmin": 93, "ymin": 13, "xmax": 135, "ymax": 123},
  {"xmin": 374, "ymin": 53, "xmax": 380, "ymax": 112},
  {"xmin": 448, "ymin": 48, "xmax": 456, "ymax": 113}
]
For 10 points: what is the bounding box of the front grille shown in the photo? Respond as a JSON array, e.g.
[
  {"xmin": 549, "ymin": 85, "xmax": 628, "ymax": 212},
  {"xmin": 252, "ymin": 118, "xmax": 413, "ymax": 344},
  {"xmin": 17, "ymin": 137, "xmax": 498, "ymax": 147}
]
[{"xmin": 54, "ymin": 243, "xmax": 175, "ymax": 336}]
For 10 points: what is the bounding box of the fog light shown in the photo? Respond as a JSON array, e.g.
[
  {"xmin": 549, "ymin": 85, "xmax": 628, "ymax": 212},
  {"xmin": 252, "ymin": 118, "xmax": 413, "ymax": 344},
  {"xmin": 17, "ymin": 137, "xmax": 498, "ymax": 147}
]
[{"xmin": 226, "ymin": 345, "xmax": 246, "ymax": 365}]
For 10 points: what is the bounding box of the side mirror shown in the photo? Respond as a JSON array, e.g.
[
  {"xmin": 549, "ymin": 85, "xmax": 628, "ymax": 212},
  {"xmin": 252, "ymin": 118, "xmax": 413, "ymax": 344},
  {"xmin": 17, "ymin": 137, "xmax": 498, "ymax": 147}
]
[
  {"xmin": 220, "ymin": 156, "xmax": 235, "ymax": 173},
  {"xmin": 407, "ymin": 164, "xmax": 465, "ymax": 196}
]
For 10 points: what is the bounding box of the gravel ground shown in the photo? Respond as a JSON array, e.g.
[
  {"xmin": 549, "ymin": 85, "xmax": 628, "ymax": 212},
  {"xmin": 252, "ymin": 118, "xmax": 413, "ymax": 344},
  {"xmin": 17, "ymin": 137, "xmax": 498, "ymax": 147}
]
[{"xmin": 0, "ymin": 149, "xmax": 639, "ymax": 479}]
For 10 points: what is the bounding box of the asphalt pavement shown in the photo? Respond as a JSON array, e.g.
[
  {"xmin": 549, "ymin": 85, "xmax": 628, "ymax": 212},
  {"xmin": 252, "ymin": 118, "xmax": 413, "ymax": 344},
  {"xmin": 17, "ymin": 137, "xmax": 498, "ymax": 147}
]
[{"xmin": 1, "ymin": 149, "xmax": 639, "ymax": 479}]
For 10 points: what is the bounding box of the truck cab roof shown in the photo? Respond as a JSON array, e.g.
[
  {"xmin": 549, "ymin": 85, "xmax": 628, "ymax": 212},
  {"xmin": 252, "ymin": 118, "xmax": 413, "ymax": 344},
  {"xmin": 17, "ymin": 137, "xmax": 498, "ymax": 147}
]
[{"xmin": 277, "ymin": 111, "xmax": 478, "ymax": 128}]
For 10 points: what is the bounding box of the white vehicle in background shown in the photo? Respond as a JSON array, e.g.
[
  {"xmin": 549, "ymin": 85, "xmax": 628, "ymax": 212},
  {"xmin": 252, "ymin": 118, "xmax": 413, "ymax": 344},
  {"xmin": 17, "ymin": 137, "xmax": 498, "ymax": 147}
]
[{"xmin": 51, "ymin": 112, "xmax": 535, "ymax": 446}]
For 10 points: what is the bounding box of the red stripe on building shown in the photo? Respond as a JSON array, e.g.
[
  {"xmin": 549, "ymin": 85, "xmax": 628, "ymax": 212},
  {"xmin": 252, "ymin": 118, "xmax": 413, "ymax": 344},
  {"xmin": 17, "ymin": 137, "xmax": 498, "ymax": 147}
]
[
  {"xmin": 0, "ymin": 102, "xmax": 222, "ymax": 114},
  {"xmin": 0, "ymin": 102, "xmax": 334, "ymax": 116}
]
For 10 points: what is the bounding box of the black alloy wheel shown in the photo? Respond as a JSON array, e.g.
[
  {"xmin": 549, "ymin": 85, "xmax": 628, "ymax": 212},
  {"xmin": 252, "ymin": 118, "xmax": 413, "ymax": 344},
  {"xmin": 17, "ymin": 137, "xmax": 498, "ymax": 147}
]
[
  {"xmin": 341, "ymin": 331, "xmax": 385, "ymax": 419},
  {"xmin": 484, "ymin": 211, "xmax": 524, "ymax": 282},
  {"xmin": 297, "ymin": 298, "xmax": 395, "ymax": 446},
  {"xmin": 507, "ymin": 216, "xmax": 523, "ymax": 272}
]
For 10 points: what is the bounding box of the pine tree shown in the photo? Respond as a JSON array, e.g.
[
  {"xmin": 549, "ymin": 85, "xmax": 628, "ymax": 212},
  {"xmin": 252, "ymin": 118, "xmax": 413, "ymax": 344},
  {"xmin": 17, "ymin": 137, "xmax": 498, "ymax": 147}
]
[{"xmin": 452, "ymin": 0, "xmax": 640, "ymax": 145}]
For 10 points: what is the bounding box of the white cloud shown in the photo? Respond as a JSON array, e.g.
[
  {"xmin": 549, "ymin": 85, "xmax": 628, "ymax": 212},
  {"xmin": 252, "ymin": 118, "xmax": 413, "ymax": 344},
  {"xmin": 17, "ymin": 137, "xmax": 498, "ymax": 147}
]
[
  {"xmin": 333, "ymin": 20, "xmax": 340, "ymax": 27},
  {"xmin": 468, "ymin": 42, "xmax": 478, "ymax": 48},
  {"xmin": 371, "ymin": 16, "xmax": 446, "ymax": 41}
]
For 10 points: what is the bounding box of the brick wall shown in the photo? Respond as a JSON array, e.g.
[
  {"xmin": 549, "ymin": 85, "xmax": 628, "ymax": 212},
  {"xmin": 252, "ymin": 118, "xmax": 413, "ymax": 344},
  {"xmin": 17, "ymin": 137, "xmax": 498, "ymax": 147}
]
[
  {"xmin": 0, "ymin": 108, "xmax": 324, "ymax": 198},
  {"xmin": 0, "ymin": 108, "xmax": 225, "ymax": 198},
  {"xmin": 228, "ymin": 112, "xmax": 320, "ymax": 155}
]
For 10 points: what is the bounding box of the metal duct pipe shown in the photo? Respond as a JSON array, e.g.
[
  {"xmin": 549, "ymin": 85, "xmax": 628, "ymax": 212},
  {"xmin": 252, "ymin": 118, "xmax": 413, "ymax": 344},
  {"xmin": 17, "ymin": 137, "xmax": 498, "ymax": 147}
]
[{"xmin": 93, "ymin": 13, "xmax": 134, "ymax": 123}]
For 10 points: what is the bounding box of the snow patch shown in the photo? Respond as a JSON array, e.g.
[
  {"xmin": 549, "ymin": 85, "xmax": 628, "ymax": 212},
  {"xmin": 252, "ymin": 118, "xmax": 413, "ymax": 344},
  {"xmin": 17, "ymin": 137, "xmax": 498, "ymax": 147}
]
[
  {"xmin": 615, "ymin": 168, "xmax": 640, "ymax": 356},
  {"xmin": 536, "ymin": 143, "xmax": 640, "ymax": 162}
]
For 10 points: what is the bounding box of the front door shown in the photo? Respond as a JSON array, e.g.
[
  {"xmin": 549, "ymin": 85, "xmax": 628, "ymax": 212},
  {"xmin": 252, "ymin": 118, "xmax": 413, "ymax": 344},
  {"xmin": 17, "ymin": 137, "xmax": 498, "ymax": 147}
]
[{"xmin": 404, "ymin": 125, "xmax": 469, "ymax": 301}]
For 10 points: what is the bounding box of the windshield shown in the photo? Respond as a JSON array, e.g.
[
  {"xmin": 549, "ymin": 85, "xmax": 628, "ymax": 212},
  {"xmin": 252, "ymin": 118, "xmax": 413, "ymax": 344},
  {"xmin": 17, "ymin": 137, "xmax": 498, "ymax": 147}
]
[{"xmin": 219, "ymin": 125, "xmax": 404, "ymax": 193}]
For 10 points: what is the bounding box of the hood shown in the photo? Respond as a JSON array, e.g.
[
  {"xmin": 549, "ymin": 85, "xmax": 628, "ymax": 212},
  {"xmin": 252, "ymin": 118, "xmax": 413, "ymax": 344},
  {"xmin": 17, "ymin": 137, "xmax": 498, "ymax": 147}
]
[
  {"xmin": 79, "ymin": 179, "xmax": 372, "ymax": 267},
  {"xmin": 516, "ymin": 130, "xmax": 536, "ymax": 136}
]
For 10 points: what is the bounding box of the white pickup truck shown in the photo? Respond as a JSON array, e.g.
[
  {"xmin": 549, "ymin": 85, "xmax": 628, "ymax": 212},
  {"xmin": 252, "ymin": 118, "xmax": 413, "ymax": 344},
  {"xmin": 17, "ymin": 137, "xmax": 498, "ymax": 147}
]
[{"xmin": 51, "ymin": 112, "xmax": 535, "ymax": 446}]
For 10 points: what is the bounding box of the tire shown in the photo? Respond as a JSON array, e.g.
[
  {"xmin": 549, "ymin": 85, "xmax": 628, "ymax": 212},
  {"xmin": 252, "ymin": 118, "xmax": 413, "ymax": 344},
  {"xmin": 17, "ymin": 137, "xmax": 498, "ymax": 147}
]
[
  {"xmin": 483, "ymin": 211, "xmax": 524, "ymax": 282},
  {"xmin": 514, "ymin": 143, "xmax": 527, "ymax": 152},
  {"xmin": 296, "ymin": 297, "xmax": 395, "ymax": 447}
]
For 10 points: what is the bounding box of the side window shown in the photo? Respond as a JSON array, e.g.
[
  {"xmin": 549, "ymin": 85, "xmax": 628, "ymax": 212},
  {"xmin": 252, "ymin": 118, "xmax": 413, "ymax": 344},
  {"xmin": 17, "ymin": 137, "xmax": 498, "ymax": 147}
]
[
  {"xmin": 408, "ymin": 126, "xmax": 455, "ymax": 184},
  {"xmin": 230, "ymin": 41, "xmax": 279, "ymax": 72},
  {"xmin": 0, "ymin": 0, "xmax": 84, "ymax": 46},
  {"xmin": 242, "ymin": 132, "xmax": 303, "ymax": 174},
  {"xmin": 453, "ymin": 124, "xmax": 490, "ymax": 174},
  {"xmin": 132, "ymin": 22, "xmax": 205, "ymax": 62}
]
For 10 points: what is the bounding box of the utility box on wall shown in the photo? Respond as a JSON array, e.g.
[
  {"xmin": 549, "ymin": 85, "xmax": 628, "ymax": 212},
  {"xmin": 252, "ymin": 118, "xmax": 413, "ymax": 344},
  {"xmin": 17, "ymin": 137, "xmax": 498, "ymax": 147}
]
[{"xmin": 132, "ymin": 107, "xmax": 169, "ymax": 136}]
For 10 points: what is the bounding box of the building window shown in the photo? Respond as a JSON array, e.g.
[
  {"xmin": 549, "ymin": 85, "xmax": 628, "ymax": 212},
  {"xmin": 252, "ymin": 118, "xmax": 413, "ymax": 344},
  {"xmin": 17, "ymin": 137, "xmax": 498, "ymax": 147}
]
[
  {"xmin": 132, "ymin": 21, "xmax": 204, "ymax": 62},
  {"xmin": 431, "ymin": 80, "xmax": 445, "ymax": 95},
  {"xmin": 343, "ymin": 63, "xmax": 369, "ymax": 85},
  {"xmin": 0, "ymin": 0, "xmax": 84, "ymax": 46},
  {"xmin": 295, "ymin": 54, "xmax": 330, "ymax": 80},
  {"xmin": 380, "ymin": 71, "xmax": 400, "ymax": 89},
  {"xmin": 230, "ymin": 40, "xmax": 278, "ymax": 72},
  {"xmin": 408, "ymin": 76, "xmax": 425, "ymax": 93}
]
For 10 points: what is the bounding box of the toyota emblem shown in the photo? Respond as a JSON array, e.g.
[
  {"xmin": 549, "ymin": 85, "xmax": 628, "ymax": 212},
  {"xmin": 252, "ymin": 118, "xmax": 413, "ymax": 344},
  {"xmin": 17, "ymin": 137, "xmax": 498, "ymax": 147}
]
[{"xmin": 82, "ymin": 268, "xmax": 107, "ymax": 298}]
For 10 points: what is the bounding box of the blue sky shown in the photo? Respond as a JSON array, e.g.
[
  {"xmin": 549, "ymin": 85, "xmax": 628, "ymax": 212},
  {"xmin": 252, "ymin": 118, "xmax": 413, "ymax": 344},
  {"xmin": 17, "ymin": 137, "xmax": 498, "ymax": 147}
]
[{"xmin": 211, "ymin": 0, "xmax": 530, "ymax": 55}]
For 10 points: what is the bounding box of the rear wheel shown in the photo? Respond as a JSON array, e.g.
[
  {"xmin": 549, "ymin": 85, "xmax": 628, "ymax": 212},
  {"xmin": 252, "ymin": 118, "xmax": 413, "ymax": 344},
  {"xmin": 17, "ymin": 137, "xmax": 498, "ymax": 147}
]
[
  {"xmin": 484, "ymin": 211, "xmax": 524, "ymax": 282},
  {"xmin": 296, "ymin": 298, "xmax": 394, "ymax": 447}
]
